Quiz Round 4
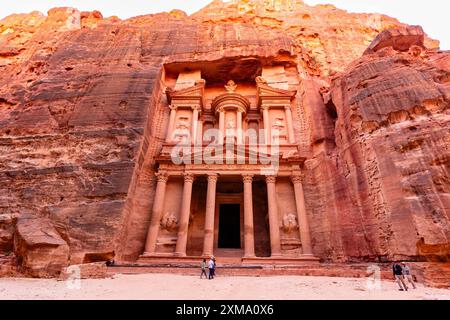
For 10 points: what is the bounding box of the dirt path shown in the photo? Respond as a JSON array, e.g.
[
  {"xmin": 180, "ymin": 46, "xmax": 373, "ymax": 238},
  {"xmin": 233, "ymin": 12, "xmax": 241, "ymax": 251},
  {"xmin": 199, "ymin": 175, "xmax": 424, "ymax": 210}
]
[{"xmin": 0, "ymin": 273, "xmax": 448, "ymax": 300}]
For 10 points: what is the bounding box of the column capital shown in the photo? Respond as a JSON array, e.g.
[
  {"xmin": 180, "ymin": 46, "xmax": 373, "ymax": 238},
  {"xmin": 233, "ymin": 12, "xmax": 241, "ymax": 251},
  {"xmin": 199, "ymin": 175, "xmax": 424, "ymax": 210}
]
[
  {"xmin": 260, "ymin": 105, "xmax": 270, "ymax": 111},
  {"xmin": 291, "ymin": 173, "xmax": 305, "ymax": 184},
  {"xmin": 265, "ymin": 175, "xmax": 277, "ymax": 184},
  {"xmin": 155, "ymin": 171, "xmax": 169, "ymax": 183},
  {"xmin": 284, "ymin": 105, "xmax": 292, "ymax": 111},
  {"xmin": 169, "ymin": 104, "xmax": 177, "ymax": 111},
  {"xmin": 242, "ymin": 174, "xmax": 254, "ymax": 183},
  {"xmin": 191, "ymin": 105, "xmax": 201, "ymax": 111},
  {"xmin": 207, "ymin": 173, "xmax": 218, "ymax": 183},
  {"xmin": 183, "ymin": 172, "xmax": 195, "ymax": 183}
]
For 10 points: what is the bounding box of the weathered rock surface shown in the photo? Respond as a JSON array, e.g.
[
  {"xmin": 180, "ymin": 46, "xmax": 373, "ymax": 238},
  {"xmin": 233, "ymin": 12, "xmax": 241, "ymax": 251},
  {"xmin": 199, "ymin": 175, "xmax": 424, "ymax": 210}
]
[
  {"xmin": 14, "ymin": 215, "xmax": 69, "ymax": 276},
  {"xmin": 0, "ymin": 0, "xmax": 448, "ymax": 276}
]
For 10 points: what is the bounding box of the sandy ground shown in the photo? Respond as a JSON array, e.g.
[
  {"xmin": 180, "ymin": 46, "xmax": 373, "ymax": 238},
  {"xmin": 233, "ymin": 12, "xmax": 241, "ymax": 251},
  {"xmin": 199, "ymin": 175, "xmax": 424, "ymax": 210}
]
[{"xmin": 0, "ymin": 273, "xmax": 448, "ymax": 300}]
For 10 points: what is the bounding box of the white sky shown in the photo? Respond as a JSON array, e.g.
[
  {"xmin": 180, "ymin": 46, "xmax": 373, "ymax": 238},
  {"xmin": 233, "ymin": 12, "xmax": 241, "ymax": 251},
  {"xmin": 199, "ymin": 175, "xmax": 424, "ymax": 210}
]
[{"xmin": 0, "ymin": 0, "xmax": 448, "ymax": 49}]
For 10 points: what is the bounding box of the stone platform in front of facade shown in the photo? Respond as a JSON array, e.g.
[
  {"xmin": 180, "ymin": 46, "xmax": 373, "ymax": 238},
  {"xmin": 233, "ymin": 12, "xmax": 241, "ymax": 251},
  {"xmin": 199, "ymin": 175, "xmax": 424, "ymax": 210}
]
[{"xmin": 137, "ymin": 253, "xmax": 320, "ymax": 267}]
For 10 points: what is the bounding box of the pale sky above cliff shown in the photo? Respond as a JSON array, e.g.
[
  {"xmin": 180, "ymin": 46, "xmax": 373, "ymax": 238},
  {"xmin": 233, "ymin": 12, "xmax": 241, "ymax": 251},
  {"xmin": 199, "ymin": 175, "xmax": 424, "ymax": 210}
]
[{"xmin": 1, "ymin": 0, "xmax": 448, "ymax": 49}]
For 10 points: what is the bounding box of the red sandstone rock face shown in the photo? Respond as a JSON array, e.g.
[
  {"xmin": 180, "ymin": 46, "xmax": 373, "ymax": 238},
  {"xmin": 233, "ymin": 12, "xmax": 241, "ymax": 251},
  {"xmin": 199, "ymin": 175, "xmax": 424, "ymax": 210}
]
[
  {"xmin": 313, "ymin": 28, "xmax": 450, "ymax": 262},
  {"xmin": 14, "ymin": 215, "xmax": 69, "ymax": 277},
  {"xmin": 0, "ymin": 0, "xmax": 448, "ymax": 276}
]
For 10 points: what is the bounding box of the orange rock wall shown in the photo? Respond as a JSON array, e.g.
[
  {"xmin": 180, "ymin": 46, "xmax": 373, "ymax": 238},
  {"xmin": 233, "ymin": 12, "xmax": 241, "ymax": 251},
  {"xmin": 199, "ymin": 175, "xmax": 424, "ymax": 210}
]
[{"xmin": 0, "ymin": 0, "xmax": 448, "ymax": 275}]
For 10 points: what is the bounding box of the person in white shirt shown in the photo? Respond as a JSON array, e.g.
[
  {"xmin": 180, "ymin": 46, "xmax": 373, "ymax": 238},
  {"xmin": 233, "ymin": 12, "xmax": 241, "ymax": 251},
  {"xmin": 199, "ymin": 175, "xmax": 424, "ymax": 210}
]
[{"xmin": 402, "ymin": 262, "xmax": 417, "ymax": 289}]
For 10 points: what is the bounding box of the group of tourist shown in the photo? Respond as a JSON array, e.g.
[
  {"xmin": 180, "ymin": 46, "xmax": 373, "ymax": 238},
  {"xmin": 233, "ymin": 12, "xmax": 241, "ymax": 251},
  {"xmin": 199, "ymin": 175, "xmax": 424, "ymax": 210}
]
[
  {"xmin": 200, "ymin": 256, "xmax": 216, "ymax": 279},
  {"xmin": 393, "ymin": 262, "xmax": 417, "ymax": 291}
]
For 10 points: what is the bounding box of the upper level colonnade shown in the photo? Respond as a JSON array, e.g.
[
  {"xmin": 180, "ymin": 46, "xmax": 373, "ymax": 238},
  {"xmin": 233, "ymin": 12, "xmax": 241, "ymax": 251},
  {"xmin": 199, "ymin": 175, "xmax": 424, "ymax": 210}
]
[{"xmin": 164, "ymin": 70, "xmax": 298, "ymax": 148}]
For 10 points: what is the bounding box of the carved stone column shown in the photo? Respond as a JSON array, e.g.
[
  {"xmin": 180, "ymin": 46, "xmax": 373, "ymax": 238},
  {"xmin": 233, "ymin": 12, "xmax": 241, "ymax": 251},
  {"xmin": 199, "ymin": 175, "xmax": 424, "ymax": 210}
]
[
  {"xmin": 291, "ymin": 174, "xmax": 313, "ymax": 255},
  {"xmin": 166, "ymin": 105, "xmax": 177, "ymax": 142},
  {"xmin": 218, "ymin": 109, "xmax": 225, "ymax": 144},
  {"xmin": 197, "ymin": 120, "xmax": 203, "ymax": 145},
  {"xmin": 191, "ymin": 106, "xmax": 200, "ymax": 144},
  {"xmin": 202, "ymin": 174, "xmax": 218, "ymax": 257},
  {"xmin": 242, "ymin": 174, "xmax": 255, "ymax": 258},
  {"xmin": 237, "ymin": 111, "xmax": 243, "ymax": 145},
  {"xmin": 284, "ymin": 106, "xmax": 295, "ymax": 144},
  {"xmin": 144, "ymin": 171, "xmax": 169, "ymax": 254},
  {"xmin": 175, "ymin": 173, "xmax": 195, "ymax": 256},
  {"xmin": 261, "ymin": 105, "xmax": 270, "ymax": 144},
  {"xmin": 265, "ymin": 175, "xmax": 281, "ymax": 256}
]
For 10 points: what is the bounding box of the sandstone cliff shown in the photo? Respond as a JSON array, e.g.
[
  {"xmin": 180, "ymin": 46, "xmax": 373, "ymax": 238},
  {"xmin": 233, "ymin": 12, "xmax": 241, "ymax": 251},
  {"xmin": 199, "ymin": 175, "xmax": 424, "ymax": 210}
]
[{"xmin": 0, "ymin": 0, "xmax": 448, "ymax": 277}]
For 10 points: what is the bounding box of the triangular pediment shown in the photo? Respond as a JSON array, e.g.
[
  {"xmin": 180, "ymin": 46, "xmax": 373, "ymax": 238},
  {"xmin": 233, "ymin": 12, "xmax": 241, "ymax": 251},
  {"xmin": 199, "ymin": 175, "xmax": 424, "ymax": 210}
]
[
  {"xmin": 257, "ymin": 83, "xmax": 297, "ymax": 103},
  {"xmin": 166, "ymin": 80, "xmax": 205, "ymax": 104}
]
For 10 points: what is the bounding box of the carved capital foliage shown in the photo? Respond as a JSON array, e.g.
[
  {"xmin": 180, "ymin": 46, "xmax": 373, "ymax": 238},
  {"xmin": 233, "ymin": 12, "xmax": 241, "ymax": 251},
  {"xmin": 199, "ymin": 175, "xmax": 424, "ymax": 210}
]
[
  {"xmin": 207, "ymin": 173, "xmax": 218, "ymax": 183},
  {"xmin": 291, "ymin": 173, "xmax": 305, "ymax": 184},
  {"xmin": 265, "ymin": 175, "xmax": 277, "ymax": 184},
  {"xmin": 155, "ymin": 171, "xmax": 169, "ymax": 183},
  {"xmin": 242, "ymin": 174, "xmax": 254, "ymax": 183},
  {"xmin": 183, "ymin": 172, "xmax": 195, "ymax": 183},
  {"xmin": 169, "ymin": 104, "xmax": 177, "ymax": 111}
]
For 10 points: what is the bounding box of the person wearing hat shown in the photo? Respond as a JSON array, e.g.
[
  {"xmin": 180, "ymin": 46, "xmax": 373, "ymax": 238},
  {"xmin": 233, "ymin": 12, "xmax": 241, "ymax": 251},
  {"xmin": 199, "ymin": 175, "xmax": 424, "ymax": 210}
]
[{"xmin": 402, "ymin": 262, "xmax": 416, "ymax": 289}]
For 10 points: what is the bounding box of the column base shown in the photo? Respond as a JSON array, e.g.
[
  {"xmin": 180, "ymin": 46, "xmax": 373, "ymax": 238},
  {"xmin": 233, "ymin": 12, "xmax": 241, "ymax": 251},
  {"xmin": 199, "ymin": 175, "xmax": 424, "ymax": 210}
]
[{"xmin": 173, "ymin": 252, "xmax": 187, "ymax": 257}]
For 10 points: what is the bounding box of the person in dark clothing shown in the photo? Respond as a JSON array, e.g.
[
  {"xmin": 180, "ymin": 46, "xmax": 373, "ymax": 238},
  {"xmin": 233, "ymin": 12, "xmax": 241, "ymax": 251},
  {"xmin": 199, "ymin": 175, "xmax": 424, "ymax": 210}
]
[
  {"xmin": 208, "ymin": 257, "xmax": 215, "ymax": 279},
  {"xmin": 200, "ymin": 259, "xmax": 208, "ymax": 279},
  {"xmin": 105, "ymin": 259, "xmax": 115, "ymax": 266},
  {"xmin": 393, "ymin": 262, "xmax": 408, "ymax": 291}
]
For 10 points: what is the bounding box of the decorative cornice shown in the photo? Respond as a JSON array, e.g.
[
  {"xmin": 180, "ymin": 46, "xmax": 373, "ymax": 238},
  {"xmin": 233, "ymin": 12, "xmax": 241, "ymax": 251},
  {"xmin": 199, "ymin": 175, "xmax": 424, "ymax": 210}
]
[
  {"xmin": 211, "ymin": 92, "xmax": 250, "ymax": 115},
  {"xmin": 242, "ymin": 174, "xmax": 254, "ymax": 183}
]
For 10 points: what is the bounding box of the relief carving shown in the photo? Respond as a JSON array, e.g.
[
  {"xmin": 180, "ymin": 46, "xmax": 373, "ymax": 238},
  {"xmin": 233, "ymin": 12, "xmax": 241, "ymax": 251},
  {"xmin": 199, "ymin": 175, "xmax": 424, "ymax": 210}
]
[
  {"xmin": 160, "ymin": 212, "xmax": 178, "ymax": 232},
  {"xmin": 282, "ymin": 212, "xmax": 298, "ymax": 233}
]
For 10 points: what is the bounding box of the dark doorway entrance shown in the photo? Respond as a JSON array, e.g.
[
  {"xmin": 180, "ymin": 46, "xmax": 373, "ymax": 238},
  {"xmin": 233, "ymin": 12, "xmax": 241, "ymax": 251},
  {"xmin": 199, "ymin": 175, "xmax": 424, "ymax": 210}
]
[{"xmin": 218, "ymin": 204, "xmax": 241, "ymax": 248}]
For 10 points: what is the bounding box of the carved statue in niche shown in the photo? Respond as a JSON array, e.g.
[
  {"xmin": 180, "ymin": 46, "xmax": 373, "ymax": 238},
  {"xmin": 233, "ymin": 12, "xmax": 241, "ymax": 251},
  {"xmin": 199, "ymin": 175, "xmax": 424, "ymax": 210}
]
[
  {"xmin": 174, "ymin": 116, "xmax": 190, "ymax": 142},
  {"xmin": 282, "ymin": 212, "xmax": 298, "ymax": 233},
  {"xmin": 175, "ymin": 116, "xmax": 190, "ymax": 130},
  {"xmin": 225, "ymin": 80, "xmax": 237, "ymax": 93},
  {"xmin": 272, "ymin": 117, "xmax": 285, "ymax": 130},
  {"xmin": 160, "ymin": 212, "xmax": 178, "ymax": 232},
  {"xmin": 226, "ymin": 118, "xmax": 235, "ymax": 129}
]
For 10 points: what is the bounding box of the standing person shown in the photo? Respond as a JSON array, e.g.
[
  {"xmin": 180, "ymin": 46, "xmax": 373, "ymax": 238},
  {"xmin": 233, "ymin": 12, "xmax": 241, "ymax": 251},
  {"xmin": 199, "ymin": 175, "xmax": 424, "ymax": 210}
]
[
  {"xmin": 200, "ymin": 258, "xmax": 207, "ymax": 279},
  {"xmin": 402, "ymin": 262, "xmax": 417, "ymax": 289},
  {"xmin": 212, "ymin": 256, "xmax": 217, "ymax": 277},
  {"xmin": 208, "ymin": 257, "xmax": 215, "ymax": 279},
  {"xmin": 393, "ymin": 262, "xmax": 408, "ymax": 291}
]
